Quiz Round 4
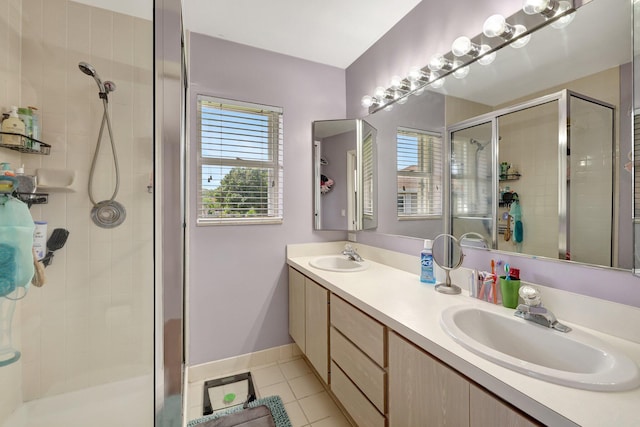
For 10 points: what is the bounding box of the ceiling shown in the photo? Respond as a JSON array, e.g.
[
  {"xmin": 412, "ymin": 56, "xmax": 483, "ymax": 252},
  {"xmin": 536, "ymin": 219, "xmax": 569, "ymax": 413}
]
[
  {"xmin": 73, "ymin": 0, "xmax": 421, "ymax": 69},
  {"xmin": 181, "ymin": 0, "xmax": 422, "ymax": 69},
  {"xmin": 73, "ymin": 0, "xmax": 630, "ymax": 107}
]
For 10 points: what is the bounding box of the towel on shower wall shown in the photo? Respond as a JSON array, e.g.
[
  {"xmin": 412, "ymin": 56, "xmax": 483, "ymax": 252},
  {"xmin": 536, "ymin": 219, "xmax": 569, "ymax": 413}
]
[
  {"xmin": 509, "ymin": 201, "xmax": 523, "ymax": 243},
  {"xmin": 0, "ymin": 197, "xmax": 35, "ymax": 297}
]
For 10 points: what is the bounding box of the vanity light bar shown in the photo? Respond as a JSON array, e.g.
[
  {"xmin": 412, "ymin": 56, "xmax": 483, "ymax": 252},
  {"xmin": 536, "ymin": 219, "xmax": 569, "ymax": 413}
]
[{"xmin": 361, "ymin": 0, "xmax": 575, "ymax": 114}]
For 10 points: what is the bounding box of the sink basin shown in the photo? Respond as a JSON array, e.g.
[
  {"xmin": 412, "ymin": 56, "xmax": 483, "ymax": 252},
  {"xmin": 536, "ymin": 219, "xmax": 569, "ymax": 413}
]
[
  {"xmin": 440, "ymin": 305, "xmax": 640, "ymax": 391},
  {"xmin": 308, "ymin": 255, "xmax": 369, "ymax": 272}
]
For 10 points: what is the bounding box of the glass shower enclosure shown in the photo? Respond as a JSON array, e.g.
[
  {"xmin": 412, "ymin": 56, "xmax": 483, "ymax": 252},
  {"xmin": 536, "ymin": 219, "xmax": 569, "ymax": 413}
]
[
  {"xmin": 449, "ymin": 89, "xmax": 615, "ymax": 266},
  {"xmin": 0, "ymin": 1, "xmax": 158, "ymax": 426}
]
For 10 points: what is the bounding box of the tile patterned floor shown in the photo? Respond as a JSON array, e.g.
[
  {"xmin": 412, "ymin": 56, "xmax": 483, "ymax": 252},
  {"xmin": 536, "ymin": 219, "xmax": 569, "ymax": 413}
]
[{"xmin": 188, "ymin": 357, "xmax": 352, "ymax": 427}]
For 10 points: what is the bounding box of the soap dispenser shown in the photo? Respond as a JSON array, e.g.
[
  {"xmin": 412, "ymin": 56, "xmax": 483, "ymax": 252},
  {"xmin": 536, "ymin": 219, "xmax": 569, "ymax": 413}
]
[{"xmin": 1, "ymin": 106, "xmax": 25, "ymax": 146}]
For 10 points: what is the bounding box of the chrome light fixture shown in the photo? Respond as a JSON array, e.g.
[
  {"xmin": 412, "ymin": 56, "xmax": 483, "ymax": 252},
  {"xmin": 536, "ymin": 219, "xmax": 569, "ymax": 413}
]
[
  {"xmin": 390, "ymin": 75, "xmax": 409, "ymax": 104},
  {"xmin": 429, "ymin": 54, "xmax": 468, "ymax": 80},
  {"xmin": 523, "ymin": 0, "xmax": 575, "ymax": 29},
  {"xmin": 428, "ymin": 53, "xmax": 454, "ymax": 72},
  {"xmin": 407, "ymin": 67, "xmax": 444, "ymax": 93},
  {"xmin": 483, "ymin": 14, "xmax": 531, "ymax": 48},
  {"xmin": 451, "ymin": 36, "xmax": 496, "ymax": 65},
  {"xmin": 360, "ymin": 0, "xmax": 574, "ymax": 113}
]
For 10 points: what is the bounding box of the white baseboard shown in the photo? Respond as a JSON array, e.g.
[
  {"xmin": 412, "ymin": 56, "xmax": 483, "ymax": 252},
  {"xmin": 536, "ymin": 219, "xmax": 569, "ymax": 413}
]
[{"xmin": 187, "ymin": 344, "xmax": 302, "ymax": 384}]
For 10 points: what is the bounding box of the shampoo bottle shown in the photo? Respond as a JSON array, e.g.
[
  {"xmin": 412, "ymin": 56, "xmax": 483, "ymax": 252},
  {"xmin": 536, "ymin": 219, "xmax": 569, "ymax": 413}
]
[
  {"xmin": 420, "ymin": 239, "xmax": 436, "ymax": 284},
  {"xmin": 1, "ymin": 106, "xmax": 25, "ymax": 146}
]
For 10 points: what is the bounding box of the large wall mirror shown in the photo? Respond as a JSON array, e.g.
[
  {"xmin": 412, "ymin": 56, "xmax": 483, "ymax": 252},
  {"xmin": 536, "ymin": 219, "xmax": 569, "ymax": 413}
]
[
  {"xmin": 634, "ymin": 0, "xmax": 640, "ymax": 275},
  {"xmin": 313, "ymin": 119, "xmax": 377, "ymax": 230},
  {"xmin": 364, "ymin": 0, "xmax": 632, "ymax": 271}
]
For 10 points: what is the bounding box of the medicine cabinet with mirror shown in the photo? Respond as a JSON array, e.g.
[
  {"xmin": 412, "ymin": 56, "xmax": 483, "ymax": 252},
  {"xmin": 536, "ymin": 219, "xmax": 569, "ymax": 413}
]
[
  {"xmin": 313, "ymin": 119, "xmax": 377, "ymax": 231},
  {"xmin": 361, "ymin": 0, "xmax": 633, "ymax": 271}
]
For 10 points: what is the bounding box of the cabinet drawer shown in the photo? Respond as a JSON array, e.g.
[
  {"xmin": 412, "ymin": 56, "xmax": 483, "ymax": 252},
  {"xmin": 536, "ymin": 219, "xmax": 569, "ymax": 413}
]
[
  {"xmin": 330, "ymin": 327, "xmax": 385, "ymax": 412},
  {"xmin": 330, "ymin": 295, "xmax": 385, "ymax": 366},
  {"xmin": 331, "ymin": 361, "xmax": 385, "ymax": 427}
]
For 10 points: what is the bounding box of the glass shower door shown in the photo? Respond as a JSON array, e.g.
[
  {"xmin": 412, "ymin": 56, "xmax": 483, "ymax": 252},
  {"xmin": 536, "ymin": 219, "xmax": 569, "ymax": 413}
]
[{"xmin": 450, "ymin": 121, "xmax": 494, "ymax": 244}]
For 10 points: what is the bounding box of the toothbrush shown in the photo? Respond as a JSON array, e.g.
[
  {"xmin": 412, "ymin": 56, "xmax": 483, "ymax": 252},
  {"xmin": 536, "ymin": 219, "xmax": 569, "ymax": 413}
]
[
  {"xmin": 491, "ymin": 260, "xmax": 497, "ymax": 304},
  {"xmin": 478, "ymin": 272, "xmax": 487, "ymax": 301}
]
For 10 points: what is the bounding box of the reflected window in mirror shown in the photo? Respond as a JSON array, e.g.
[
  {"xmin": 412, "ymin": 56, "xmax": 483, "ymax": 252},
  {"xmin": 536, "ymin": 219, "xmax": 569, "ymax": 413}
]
[
  {"xmin": 451, "ymin": 122, "xmax": 492, "ymax": 220},
  {"xmin": 363, "ymin": 132, "xmax": 375, "ymax": 219},
  {"xmin": 396, "ymin": 127, "xmax": 443, "ymax": 219}
]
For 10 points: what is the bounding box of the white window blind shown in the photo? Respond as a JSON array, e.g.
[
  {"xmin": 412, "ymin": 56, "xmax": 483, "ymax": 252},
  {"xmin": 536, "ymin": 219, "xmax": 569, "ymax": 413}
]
[
  {"xmin": 451, "ymin": 137, "xmax": 491, "ymax": 216},
  {"xmin": 197, "ymin": 95, "xmax": 283, "ymax": 225},
  {"xmin": 396, "ymin": 127, "xmax": 442, "ymax": 218},
  {"xmin": 362, "ymin": 132, "xmax": 374, "ymax": 217}
]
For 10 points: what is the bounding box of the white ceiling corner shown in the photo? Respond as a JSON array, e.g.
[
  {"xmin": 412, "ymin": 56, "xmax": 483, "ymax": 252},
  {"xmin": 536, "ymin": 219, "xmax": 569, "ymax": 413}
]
[{"xmin": 181, "ymin": 0, "xmax": 422, "ymax": 69}]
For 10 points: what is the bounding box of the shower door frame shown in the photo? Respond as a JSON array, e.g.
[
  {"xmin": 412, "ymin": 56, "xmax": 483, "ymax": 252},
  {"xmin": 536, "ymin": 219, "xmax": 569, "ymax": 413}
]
[{"xmin": 155, "ymin": 0, "xmax": 187, "ymax": 425}]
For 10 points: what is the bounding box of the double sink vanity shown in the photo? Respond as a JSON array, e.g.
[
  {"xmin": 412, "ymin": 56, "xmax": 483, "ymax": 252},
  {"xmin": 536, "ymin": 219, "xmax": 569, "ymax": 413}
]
[{"xmin": 287, "ymin": 241, "xmax": 640, "ymax": 427}]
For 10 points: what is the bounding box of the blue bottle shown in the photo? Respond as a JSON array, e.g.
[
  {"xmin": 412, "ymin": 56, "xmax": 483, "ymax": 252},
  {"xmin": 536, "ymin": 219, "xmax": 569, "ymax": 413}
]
[{"xmin": 420, "ymin": 239, "xmax": 436, "ymax": 284}]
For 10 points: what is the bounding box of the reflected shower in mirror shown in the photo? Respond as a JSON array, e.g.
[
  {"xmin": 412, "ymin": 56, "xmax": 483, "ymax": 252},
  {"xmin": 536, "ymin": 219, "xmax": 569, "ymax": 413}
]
[
  {"xmin": 313, "ymin": 119, "xmax": 377, "ymax": 231},
  {"xmin": 450, "ymin": 90, "xmax": 616, "ymax": 267}
]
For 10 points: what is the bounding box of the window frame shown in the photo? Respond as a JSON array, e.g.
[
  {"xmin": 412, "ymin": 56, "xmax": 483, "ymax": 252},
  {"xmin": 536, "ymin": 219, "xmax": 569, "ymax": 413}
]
[
  {"xmin": 196, "ymin": 95, "xmax": 284, "ymax": 226},
  {"xmin": 396, "ymin": 127, "xmax": 443, "ymax": 220}
]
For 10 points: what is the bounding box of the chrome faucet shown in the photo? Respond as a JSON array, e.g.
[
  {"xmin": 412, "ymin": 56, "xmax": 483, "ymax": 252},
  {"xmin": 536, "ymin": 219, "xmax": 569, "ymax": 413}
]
[
  {"xmin": 342, "ymin": 244, "xmax": 363, "ymax": 262},
  {"xmin": 514, "ymin": 285, "xmax": 571, "ymax": 333}
]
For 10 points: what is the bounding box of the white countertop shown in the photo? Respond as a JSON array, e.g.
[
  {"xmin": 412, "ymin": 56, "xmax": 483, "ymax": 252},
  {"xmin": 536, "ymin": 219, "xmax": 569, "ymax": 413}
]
[{"xmin": 287, "ymin": 242, "xmax": 640, "ymax": 427}]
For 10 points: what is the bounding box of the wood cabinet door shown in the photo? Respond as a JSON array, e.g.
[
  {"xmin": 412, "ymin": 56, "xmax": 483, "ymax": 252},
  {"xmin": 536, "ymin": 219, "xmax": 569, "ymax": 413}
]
[
  {"xmin": 388, "ymin": 331, "xmax": 469, "ymax": 427},
  {"xmin": 305, "ymin": 278, "xmax": 329, "ymax": 383},
  {"xmin": 288, "ymin": 267, "xmax": 305, "ymax": 352},
  {"xmin": 470, "ymin": 384, "xmax": 541, "ymax": 427}
]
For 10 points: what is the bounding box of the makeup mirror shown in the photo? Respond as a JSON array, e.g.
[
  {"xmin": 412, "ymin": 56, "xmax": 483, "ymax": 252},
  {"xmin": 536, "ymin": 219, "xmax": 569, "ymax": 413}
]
[{"xmin": 432, "ymin": 233, "xmax": 464, "ymax": 295}]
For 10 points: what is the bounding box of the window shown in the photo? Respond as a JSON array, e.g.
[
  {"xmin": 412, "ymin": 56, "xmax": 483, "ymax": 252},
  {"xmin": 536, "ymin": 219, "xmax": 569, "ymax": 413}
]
[
  {"xmin": 197, "ymin": 95, "xmax": 283, "ymax": 225},
  {"xmin": 362, "ymin": 132, "xmax": 374, "ymax": 218},
  {"xmin": 396, "ymin": 127, "xmax": 442, "ymax": 218}
]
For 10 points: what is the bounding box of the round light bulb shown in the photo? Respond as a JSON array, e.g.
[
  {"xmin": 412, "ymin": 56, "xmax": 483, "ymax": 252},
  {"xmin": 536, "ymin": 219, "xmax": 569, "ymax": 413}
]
[
  {"xmin": 428, "ymin": 54, "xmax": 447, "ymax": 71},
  {"xmin": 476, "ymin": 45, "xmax": 496, "ymax": 65},
  {"xmin": 390, "ymin": 75, "xmax": 403, "ymax": 89},
  {"xmin": 452, "ymin": 62, "xmax": 470, "ymax": 79},
  {"xmin": 451, "ymin": 36, "xmax": 472, "ymax": 57},
  {"xmin": 429, "ymin": 72, "xmax": 444, "ymax": 89},
  {"xmin": 408, "ymin": 66, "xmax": 423, "ymax": 82},
  {"xmin": 361, "ymin": 95, "xmax": 374, "ymax": 108},
  {"xmin": 430, "ymin": 78, "xmax": 445, "ymax": 89},
  {"xmin": 523, "ymin": 0, "xmax": 551, "ymax": 15},
  {"xmin": 483, "ymin": 14, "xmax": 507, "ymax": 38},
  {"xmin": 510, "ymin": 24, "xmax": 531, "ymax": 48},
  {"xmin": 374, "ymin": 86, "xmax": 387, "ymax": 99},
  {"xmin": 551, "ymin": 1, "xmax": 575, "ymax": 29}
]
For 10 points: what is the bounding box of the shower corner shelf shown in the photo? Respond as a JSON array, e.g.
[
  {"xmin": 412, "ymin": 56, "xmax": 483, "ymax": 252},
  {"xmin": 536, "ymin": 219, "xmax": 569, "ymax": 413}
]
[
  {"xmin": 0, "ymin": 132, "xmax": 51, "ymax": 155},
  {"xmin": 15, "ymin": 192, "xmax": 48, "ymax": 207},
  {"xmin": 499, "ymin": 172, "xmax": 521, "ymax": 181}
]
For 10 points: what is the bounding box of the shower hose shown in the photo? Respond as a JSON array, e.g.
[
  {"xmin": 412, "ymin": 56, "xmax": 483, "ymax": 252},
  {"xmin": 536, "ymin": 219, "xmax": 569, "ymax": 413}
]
[{"xmin": 88, "ymin": 97, "xmax": 120, "ymax": 206}]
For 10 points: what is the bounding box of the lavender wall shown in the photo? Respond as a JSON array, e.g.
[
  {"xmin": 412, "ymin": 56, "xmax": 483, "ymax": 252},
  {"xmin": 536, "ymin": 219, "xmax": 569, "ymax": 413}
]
[
  {"xmin": 347, "ymin": 0, "xmax": 640, "ymax": 305},
  {"xmin": 319, "ymin": 131, "xmax": 355, "ymax": 230},
  {"xmin": 187, "ymin": 33, "xmax": 346, "ymax": 364}
]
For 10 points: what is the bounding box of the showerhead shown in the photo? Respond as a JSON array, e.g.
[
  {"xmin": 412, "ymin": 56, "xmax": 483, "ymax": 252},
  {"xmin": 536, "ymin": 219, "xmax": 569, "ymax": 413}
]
[
  {"xmin": 470, "ymin": 138, "xmax": 490, "ymax": 152},
  {"xmin": 78, "ymin": 61, "xmax": 96, "ymax": 77},
  {"xmin": 78, "ymin": 61, "xmax": 115, "ymax": 99}
]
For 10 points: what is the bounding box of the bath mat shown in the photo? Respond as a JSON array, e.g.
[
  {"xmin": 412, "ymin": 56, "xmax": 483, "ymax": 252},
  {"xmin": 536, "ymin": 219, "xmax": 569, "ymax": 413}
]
[{"xmin": 188, "ymin": 396, "xmax": 292, "ymax": 427}]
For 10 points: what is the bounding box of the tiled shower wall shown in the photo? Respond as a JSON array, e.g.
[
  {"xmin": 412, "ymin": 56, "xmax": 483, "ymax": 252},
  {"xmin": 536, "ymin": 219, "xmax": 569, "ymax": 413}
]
[
  {"xmin": 0, "ymin": 0, "xmax": 27, "ymax": 420},
  {"xmin": 7, "ymin": 0, "xmax": 153, "ymax": 402}
]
